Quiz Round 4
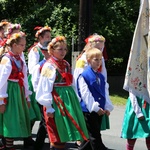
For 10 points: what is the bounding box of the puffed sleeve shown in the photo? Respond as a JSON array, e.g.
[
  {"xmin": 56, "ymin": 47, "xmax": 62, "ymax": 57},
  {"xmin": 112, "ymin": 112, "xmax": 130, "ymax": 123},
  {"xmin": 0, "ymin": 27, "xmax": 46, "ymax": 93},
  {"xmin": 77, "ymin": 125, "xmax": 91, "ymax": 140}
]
[
  {"xmin": 73, "ymin": 55, "xmax": 88, "ymax": 83},
  {"xmin": 36, "ymin": 62, "xmax": 56, "ymax": 113},
  {"xmin": 31, "ymin": 64, "xmax": 40, "ymax": 92},
  {"xmin": 22, "ymin": 60, "xmax": 32, "ymax": 100},
  {"xmin": 73, "ymin": 54, "xmax": 88, "ymax": 93},
  {"xmin": 0, "ymin": 56, "xmax": 12, "ymax": 104},
  {"xmin": 28, "ymin": 47, "xmax": 40, "ymax": 74}
]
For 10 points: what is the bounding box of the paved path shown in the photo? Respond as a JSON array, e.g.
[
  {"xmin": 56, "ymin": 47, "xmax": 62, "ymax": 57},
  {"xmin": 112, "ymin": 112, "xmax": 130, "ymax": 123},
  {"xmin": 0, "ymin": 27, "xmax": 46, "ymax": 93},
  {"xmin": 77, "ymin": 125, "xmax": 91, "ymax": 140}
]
[
  {"xmin": 101, "ymin": 106, "xmax": 146, "ymax": 150},
  {"xmin": 13, "ymin": 106, "xmax": 147, "ymax": 150}
]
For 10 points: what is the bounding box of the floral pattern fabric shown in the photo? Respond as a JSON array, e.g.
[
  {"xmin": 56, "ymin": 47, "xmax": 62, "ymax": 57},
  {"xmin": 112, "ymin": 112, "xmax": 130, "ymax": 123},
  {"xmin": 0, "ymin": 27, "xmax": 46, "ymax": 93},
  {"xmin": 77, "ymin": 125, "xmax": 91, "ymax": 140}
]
[{"xmin": 123, "ymin": 0, "xmax": 150, "ymax": 103}]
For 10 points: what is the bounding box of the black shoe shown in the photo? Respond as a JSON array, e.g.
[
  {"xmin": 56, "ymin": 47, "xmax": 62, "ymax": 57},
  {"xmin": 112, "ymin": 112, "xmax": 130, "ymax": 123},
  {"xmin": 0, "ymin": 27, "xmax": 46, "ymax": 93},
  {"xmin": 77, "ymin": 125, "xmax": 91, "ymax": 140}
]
[
  {"xmin": 0, "ymin": 138, "xmax": 5, "ymax": 150},
  {"xmin": 23, "ymin": 137, "xmax": 35, "ymax": 148}
]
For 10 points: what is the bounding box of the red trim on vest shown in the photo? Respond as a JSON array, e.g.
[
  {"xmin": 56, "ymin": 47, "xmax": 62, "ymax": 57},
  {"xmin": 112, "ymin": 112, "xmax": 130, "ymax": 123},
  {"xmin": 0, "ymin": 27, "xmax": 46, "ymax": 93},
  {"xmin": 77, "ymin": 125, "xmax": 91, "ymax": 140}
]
[
  {"xmin": 48, "ymin": 57, "xmax": 73, "ymax": 85},
  {"xmin": 6, "ymin": 52, "xmax": 25, "ymax": 102}
]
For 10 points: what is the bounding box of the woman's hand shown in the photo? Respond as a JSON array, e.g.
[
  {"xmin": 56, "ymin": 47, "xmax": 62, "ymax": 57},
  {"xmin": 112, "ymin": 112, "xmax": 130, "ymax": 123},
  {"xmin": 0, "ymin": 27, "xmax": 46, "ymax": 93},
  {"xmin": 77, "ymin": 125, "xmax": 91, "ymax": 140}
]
[{"xmin": 0, "ymin": 104, "xmax": 6, "ymax": 113}]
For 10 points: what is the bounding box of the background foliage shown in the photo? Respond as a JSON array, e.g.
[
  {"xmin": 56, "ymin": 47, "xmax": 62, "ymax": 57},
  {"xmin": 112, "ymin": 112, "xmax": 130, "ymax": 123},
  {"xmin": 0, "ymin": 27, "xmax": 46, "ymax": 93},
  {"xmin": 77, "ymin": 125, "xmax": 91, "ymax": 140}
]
[{"xmin": 0, "ymin": 0, "xmax": 140, "ymax": 75}]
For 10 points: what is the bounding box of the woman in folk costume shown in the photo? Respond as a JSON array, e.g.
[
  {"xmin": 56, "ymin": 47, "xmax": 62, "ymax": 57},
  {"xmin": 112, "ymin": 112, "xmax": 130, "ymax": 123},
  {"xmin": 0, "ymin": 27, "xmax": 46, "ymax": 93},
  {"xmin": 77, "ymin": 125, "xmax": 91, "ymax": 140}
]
[
  {"xmin": 27, "ymin": 26, "xmax": 51, "ymax": 122},
  {"xmin": 74, "ymin": 34, "xmax": 113, "ymax": 134},
  {"xmin": 121, "ymin": 0, "xmax": 150, "ymax": 149},
  {"xmin": 0, "ymin": 32, "xmax": 31, "ymax": 150},
  {"xmin": 36, "ymin": 36, "xmax": 89, "ymax": 150}
]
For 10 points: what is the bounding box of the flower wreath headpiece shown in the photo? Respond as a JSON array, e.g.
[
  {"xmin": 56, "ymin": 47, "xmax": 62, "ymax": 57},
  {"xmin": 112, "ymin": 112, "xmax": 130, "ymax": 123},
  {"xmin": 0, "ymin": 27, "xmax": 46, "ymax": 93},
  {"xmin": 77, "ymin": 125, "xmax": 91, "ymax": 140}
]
[
  {"xmin": 48, "ymin": 36, "xmax": 66, "ymax": 50},
  {"xmin": 35, "ymin": 26, "xmax": 51, "ymax": 38},
  {"xmin": 0, "ymin": 21, "xmax": 9, "ymax": 28},
  {"xmin": 85, "ymin": 35, "xmax": 105, "ymax": 43},
  {"xmin": 6, "ymin": 31, "xmax": 26, "ymax": 45},
  {"xmin": 6, "ymin": 23, "xmax": 21, "ymax": 35}
]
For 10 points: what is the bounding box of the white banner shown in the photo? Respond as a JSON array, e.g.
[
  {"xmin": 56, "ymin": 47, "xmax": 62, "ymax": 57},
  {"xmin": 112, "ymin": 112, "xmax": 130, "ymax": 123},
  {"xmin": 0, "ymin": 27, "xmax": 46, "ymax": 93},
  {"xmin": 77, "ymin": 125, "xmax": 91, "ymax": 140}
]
[{"xmin": 123, "ymin": 0, "xmax": 150, "ymax": 104}]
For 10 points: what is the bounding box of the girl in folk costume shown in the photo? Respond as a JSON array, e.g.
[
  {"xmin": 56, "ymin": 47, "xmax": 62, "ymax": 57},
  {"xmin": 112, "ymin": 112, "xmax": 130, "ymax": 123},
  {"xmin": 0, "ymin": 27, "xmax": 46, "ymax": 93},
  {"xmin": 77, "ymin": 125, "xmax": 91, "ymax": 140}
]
[
  {"xmin": 27, "ymin": 26, "xmax": 51, "ymax": 122},
  {"xmin": 0, "ymin": 23, "xmax": 21, "ymax": 149},
  {"xmin": 74, "ymin": 34, "xmax": 113, "ymax": 133},
  {"xmin": 0, "ymin": 32, "xmax": 31, "ymax": 150},
  {"xmin": 36, "ymin": 36, "xmax": 89, "ymax": 150}
]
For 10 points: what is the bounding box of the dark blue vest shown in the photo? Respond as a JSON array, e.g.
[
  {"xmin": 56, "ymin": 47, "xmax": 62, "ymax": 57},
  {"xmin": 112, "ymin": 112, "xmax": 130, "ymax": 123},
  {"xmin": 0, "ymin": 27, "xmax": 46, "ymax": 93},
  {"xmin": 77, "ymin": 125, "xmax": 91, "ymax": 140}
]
[{"xmin": 77, "ymin": 66, "xmax": 106, "ymax": 112}]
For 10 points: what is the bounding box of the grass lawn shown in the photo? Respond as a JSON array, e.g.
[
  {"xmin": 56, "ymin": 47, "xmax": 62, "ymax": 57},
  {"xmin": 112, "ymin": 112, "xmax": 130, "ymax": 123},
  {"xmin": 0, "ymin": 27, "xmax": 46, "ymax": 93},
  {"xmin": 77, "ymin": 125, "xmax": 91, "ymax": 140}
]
[{"xmin": 109, "ymin": 91, "xmax": 128, "ymax": 106}]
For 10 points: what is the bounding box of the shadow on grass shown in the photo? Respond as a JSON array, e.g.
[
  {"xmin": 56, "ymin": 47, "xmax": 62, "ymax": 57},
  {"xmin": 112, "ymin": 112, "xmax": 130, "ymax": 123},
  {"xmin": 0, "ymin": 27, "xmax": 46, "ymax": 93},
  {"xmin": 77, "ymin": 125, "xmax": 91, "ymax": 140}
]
[
  {"xmin": 110, "ymin": 90, "xmax": 128, "ymax": 99},
  {"xmin": 109, "ymin": 90, "xmax": 128, "ymax": 106}
]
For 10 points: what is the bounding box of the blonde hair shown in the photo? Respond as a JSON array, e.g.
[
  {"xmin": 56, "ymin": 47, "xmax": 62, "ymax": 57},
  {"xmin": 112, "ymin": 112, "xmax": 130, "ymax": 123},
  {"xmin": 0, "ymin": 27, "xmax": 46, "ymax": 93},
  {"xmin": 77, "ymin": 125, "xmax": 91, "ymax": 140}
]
[
  {"xmin": 0, "ymin": 44, "xmax": 9, "ymax": 60},
  {"xmin": 76, "ymin": 34, "xmax": 105, "ymax": 61},
  {"xmin": 76, "ymin": 43, "xmax": 92, "ymax": 60},
  {"xmin": 0, "ymin": 47, "xmax": 5, "ymax": 56},
  {"xmin": 6, "ymin": 31, "xmax": 26, "ymax": 47},
  {"xmin": 47, "ymin": 36, "xmax": 67, "ymax": 54},
  {"xmin": 87, "ymin": 34, "xmax": 105, "ymax": 43},
  {"xmin": 86, "ymin": 48, "xmax": 102, "ymax": 61}
]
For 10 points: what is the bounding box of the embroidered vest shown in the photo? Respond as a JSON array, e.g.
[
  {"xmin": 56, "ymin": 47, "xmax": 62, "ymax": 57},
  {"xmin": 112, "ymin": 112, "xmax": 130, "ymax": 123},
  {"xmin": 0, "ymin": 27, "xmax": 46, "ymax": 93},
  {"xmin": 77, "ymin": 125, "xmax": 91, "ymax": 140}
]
[
  {"xmin": 35, "ymin": 46, "xmax": 44, "ymax": 62},
  {"xmin": 48, "ymin": 57, "xmax": 73, "ymax": 86},
  {"xmin": 5, "ymin": 52, "xmax": 24, "ymax": 86}
]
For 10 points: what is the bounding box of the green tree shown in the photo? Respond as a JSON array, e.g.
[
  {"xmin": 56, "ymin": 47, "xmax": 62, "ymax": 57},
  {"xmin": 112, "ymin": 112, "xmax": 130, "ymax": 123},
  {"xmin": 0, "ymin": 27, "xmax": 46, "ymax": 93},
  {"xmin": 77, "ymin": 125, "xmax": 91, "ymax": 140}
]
[
  {"xmin": 0, "ymin": 0, "xmax": 140, "ymax": 74},
  {"xmin": 93, "ymin": 0, "xmax": 140, "ymax": 75}
]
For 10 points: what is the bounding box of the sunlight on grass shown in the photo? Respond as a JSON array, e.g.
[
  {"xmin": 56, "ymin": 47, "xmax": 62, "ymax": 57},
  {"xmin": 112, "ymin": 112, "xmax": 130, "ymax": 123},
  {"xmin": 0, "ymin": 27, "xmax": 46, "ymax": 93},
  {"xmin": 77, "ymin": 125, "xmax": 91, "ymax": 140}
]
[{"xmin": 110, "ymin": 94, "xmax": 127, "ymax": 106}]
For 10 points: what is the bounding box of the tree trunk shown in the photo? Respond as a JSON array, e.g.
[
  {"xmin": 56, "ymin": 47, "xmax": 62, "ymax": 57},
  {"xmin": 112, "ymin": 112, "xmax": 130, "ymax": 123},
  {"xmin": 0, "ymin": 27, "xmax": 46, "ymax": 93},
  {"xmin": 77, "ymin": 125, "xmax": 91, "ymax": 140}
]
[{"xmin": 78, "ymin": 0, "xmax": 93, "ymax": 51}]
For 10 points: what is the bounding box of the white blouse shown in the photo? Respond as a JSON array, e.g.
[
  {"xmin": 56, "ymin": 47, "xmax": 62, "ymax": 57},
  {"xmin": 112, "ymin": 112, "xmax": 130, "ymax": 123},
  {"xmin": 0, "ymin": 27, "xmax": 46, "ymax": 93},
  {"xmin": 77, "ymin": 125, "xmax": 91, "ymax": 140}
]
[
  {"xmin": 0, "ymin": 56, "xmax": 32, "ymax": 105},
  {"xmin": 36, "ymin": 62, "xmax": 56, "ymax": 114},
  {"xmin": 31, "ymin": 63, "xmax": 41, "ymax": 92},
  {"xmin": 28, "ymin": 42, "xmax": 42, "ymax": 74}
]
